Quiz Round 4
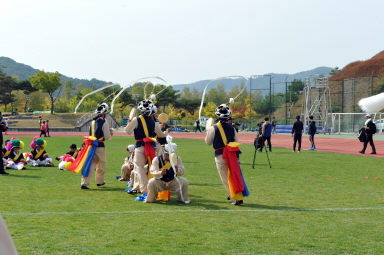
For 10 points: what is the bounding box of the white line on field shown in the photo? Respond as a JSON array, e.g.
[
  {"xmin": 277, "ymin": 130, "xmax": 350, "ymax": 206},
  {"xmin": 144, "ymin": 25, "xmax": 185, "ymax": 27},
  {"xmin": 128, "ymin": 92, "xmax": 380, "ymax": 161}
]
[{"xmin": 2, "ymin": 207, "xmax": 384, "ymax": 216}]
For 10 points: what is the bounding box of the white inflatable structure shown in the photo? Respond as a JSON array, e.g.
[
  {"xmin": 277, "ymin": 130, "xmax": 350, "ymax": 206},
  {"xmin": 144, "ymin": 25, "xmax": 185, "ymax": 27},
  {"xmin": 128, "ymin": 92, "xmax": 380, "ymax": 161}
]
[{"xmin": 358, "ymin": 92, "xmax": 384, "ymax": 113}]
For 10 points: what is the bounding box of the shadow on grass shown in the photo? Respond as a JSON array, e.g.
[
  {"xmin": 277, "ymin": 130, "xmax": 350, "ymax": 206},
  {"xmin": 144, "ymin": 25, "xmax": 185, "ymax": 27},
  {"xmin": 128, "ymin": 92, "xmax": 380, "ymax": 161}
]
[
  {"xmin": 241, "ymin": 203, "xmax": 301, "ymax": 211},
  {"xmin": 88, "ymin": 187, "xmax": 127, "ymax": 192},
  {"xmin": 189, "ymin": 182, "xmax": 221, "ymax": 187},
  {"xmin": 4, "ymin": 174, "xmax": 41, "ymax": 178}
]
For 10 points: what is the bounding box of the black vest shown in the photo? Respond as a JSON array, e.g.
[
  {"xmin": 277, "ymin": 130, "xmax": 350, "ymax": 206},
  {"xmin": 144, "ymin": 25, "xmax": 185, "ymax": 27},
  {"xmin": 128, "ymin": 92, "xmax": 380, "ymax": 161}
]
[
  {"xmin": 31, "ymin": 149, "xmax": 47, "ymax": 161},
  {"xmin": 9, "ymin": 149, "xmax": 22, "ymax": 162},
  {"xmin": 134, "ymin": 115, "xmax": 156, "ymax": 147},
  {"xmin": 158, "ymin": 155, "xmax": 175, "ymax": 182},
  {"xmin": 89, "ymin": 118, "xmax": 105, "ymax": 147},
  {"xmin": 213, "ymin": 122, "xmax": 235, "ymax": 156}
]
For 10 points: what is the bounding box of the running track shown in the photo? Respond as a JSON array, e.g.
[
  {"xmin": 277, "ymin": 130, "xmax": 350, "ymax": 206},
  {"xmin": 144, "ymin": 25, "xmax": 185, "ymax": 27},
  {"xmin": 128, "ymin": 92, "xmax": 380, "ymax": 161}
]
[{"xmin": 6, "ymin": 131, "xmax": 383, "ymax": 157}]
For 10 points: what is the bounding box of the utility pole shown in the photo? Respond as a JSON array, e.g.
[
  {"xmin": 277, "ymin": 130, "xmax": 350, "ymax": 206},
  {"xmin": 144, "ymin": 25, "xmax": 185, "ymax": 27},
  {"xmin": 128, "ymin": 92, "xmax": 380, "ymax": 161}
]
[
  {"xmin": 285, "ymin": 77, "xmax": 288, "ymax": 124},
  {"xmin": 269, "ymin": 75, "xmax": 272, "ymax": 118}
]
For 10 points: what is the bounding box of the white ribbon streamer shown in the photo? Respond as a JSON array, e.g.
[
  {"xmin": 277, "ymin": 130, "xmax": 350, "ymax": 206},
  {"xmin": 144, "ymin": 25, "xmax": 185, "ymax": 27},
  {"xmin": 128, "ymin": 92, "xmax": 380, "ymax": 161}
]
[{"xmin": 198, "ymin": 75, "xmax": 248, "ymax": 122}]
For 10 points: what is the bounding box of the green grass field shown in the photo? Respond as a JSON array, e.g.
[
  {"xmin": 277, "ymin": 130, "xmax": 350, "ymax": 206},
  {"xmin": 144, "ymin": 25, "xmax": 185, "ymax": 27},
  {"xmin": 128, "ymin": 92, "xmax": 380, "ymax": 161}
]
[{"xmin": 1, "ymin": 136, "xmax": 384, "ymax": 254}]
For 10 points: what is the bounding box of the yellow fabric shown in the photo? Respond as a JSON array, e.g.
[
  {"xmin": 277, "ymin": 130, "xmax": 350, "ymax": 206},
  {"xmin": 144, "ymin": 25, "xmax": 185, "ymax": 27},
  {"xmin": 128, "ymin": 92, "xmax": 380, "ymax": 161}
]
[
  {"xmin": 34, "ymin": 149, "xmax": 45, "ymax": 160},
  {"xmin": 217, "ymin": 123, "xmax": 243, "ymax": 200},
  {"xmin": 216, "ymin": 122, "xmax": 227, "ymax": 146},
  {"xmin": 228, "ymin": 168, "xmax": 244, "ymax": 200},
  {"xmin": 139, "ymin": 115, "xmax": 149, "ymax": 137},
  {"xmin": 228, "ymin": 142, "xmax": 240, "ymax": 148},
  {"xmin": 91, "ymin": 120, "xmax": 104, "ymax": 141},
  {"xmin": 147, "ymin": 156, "xmax": 153, "ymax": 179},
  {"xmin": 73, "ymin": 150, "xmax": 78, "ymax": 158},
  {"xmin": 160, "ymin": 161, "xmax": 172, "ymax": 171},
  {"xmin": 14, "ymin": 152, "xmax": 22, "ymax": 162},
  {"xmin": 4, "ymin": 151, "xmax": 10, "ymax": 157},
  {"xmin": 156, "ymin": 160, "xmax": 172, "ymax": 201},
  {"xmin": 74, "ymin": 145, "xmax": 92, "ymax": 174}
]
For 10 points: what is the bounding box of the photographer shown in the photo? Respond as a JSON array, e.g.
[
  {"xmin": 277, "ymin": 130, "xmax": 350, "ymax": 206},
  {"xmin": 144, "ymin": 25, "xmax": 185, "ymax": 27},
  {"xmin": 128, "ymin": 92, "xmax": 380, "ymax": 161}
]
[
  {"xmin": 261, "ymin": 117, "xmax": 272, "ymax": 152},
  {"xmin": 0, "ymin": 111, "xmax": 9, "ymax": 175}
]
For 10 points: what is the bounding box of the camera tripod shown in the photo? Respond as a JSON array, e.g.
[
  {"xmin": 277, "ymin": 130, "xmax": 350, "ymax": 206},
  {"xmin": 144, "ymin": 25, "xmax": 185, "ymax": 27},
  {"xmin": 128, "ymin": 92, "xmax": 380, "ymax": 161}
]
[{"xmin": 252, "ymin": 137, "xmax": 271, "ymax": 169}]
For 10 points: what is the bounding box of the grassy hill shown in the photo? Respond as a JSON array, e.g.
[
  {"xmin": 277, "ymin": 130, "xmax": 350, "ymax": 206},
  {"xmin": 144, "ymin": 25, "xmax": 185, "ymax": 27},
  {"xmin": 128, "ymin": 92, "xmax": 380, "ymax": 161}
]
[{"xmin": 0, "ymin": 56, "xmax": 110, "ymax": 89}]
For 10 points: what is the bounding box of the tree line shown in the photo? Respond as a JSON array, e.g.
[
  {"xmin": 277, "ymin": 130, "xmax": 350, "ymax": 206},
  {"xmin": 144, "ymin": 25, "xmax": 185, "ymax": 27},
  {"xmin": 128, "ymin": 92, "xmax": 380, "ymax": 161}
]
[{"xmin": 0, "ymin": 69, "xmax": 305, "ymax": 120}]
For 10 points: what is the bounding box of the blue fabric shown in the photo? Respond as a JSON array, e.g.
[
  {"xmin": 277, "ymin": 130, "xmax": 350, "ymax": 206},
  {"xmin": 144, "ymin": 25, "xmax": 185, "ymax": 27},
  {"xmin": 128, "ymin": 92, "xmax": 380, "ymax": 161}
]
[
  {"xmin": 213, "ymin": 122, "xmax": 235, "ymax": 156},
  {"xmin": 89, "ymin": 118, "xmax": 105, "ymax": 147},
  {"xmin": 239, "ymin": 164, "xmax": 250, "ymax": 197},
  {"xmin": 134, "ymin": 115, "xmax": 156, "ymax": 147},
  {"xmin": 135, "ymin": 192, "xmax": 147, "ymax": 202},
  {"xmin": 81, "ymin": 140, "xmax": 98, "ymax": 177}
]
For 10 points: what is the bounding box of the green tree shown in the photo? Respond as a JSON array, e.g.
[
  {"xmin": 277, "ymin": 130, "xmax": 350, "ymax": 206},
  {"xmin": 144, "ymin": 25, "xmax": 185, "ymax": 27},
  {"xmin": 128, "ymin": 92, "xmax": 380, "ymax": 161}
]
[
  {"xmin": 287, "ymin": 79, "xmax": 305, "ymax": 103},
  {"xmin": 181, "ymin": 87, "xmax": 193, "ymax": 99},
  {"xmin": 175, "ymin": 98, "xmax": 200, "ymax": 115},
  {"xmin": 17, "ymin": 80, "xmax": 37, "ymax": 112},
  {"xmin": 152, "ymin": 85, "xmax": 178, "ymax": 109},
  {"xmin": 0, "ymin": 71, "xmax": 18, "ymax": 112},
  {"xmin": 29, "ymin": 70, "xmax": 62, "ymax": 114},
  {"xmin": 329, "ymin": 67, "xmax": 340, "ymax": 76}
]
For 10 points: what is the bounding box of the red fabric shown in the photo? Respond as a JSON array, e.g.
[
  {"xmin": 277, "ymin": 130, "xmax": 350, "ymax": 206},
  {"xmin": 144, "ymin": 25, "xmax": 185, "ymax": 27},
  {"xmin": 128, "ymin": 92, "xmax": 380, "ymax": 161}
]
[
  {"xmin": 143, "ymin": 137, "xmax": 156, "ymax": 161},
  {"xmin": 222, "ymin": 145, "xmax": 244, "ymax": 194},
  {"xmin": 62, "ymin": 154, "xmax": 74, "ymax": 162},
  {"xmin": 68, "ymin": 137, "xmax": 93, "ymax": 172}
]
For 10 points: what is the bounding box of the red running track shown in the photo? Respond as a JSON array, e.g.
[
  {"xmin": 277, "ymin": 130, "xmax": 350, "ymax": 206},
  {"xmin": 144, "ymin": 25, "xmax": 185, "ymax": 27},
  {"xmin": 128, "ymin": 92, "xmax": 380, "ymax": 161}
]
[{"xmin": 5, "ymin": 131, "xmax": 383, "ymax": 157}]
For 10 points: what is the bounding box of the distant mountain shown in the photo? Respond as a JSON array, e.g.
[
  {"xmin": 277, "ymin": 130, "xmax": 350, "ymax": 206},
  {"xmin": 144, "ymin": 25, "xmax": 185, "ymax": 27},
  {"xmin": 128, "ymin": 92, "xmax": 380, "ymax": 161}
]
[
  {"xmin": 173, "ymin": 66, "xmax": 333, "ymax": 96},
  {"xmin": 0, "ymin": 56, "xmax": 333, "ymax": 97},
  {"xmin": 0, "ymin": 56, "xmax": 110, "ymax": 89}
]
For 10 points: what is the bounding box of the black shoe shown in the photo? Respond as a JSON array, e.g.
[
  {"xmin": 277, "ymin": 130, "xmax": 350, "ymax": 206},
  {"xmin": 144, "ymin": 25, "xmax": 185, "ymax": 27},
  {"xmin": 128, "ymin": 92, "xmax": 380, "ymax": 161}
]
[
  {"xmin": 232, "ymin": 200, "xmax": 243, "ymax": 206},
  {"xmin": 127, "ymin": 190, "xmax": 138, "ymax": 195},
  {"xmin": 96, "ymin": 182, "xmax": 106, "ymax": 187},
  {"xmin": 227, "ymin": 196, "xmax": 230, "ymax": 200},
  {"xmin": 359, "ymin": 151, "xmax": 365, "ymax": 154},
  {"xmin": 81, "ymin": 185, "xmax": 90, "ymax": 190},
  {"xmin": 370, "ymin": 152, "xmax": 377, "ymax": 154},
  {"xmin": 55, "ymin": 157, "xmax": 60, "ymax": 161},
  {"xmin": 0, "ymin": 170, "xmax": 9, "ymax": 175}
]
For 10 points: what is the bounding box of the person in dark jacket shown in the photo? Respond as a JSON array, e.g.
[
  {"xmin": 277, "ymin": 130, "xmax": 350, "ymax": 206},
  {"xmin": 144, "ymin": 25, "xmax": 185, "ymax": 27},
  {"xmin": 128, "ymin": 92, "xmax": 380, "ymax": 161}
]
[
  {"xmin": 292, "ymin": 115, "xmax": 304, "ymax": 152},
  {"xmin": 359, "ymin": 114, "xmax": 376, "ymax": 154},
  {"xmin": 195, "ymin": 119, "xmax": 201, "ymax": 132},
  {"xmin": 308, "ymin": 115, "xmax": 317, "ymax": 150},
  {"xmin": 261, "ymin": 117, "xmax": 272, "ymax": 152}
]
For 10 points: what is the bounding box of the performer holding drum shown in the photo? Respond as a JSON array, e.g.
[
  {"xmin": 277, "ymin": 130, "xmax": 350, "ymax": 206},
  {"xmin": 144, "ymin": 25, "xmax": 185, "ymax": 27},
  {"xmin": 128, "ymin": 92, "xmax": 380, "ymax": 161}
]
[{"xmin": 125, "ymin": 99, "xmax": 171, "ymax": 195}]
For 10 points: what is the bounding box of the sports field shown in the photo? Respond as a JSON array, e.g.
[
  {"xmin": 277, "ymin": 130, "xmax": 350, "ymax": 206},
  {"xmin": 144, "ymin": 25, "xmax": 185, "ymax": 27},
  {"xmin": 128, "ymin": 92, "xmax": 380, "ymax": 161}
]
[{"xmin": 1, "ymin": 136, "xmax": 384, "ymax": 254}]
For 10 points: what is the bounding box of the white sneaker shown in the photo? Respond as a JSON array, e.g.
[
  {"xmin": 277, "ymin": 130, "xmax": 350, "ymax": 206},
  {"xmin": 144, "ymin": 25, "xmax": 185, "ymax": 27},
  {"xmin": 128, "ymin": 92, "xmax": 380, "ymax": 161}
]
[
  {"xmin": 17, "ymin": 164, "xmax": 24, "ymax": 170},
  {"xmin": 183, "ymin": 200, "xmax": 191, "ymax": 204}
]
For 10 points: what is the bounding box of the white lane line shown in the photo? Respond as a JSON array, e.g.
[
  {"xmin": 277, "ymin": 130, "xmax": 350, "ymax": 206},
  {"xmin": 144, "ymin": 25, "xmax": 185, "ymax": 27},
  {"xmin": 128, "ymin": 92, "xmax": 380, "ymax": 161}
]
[{"xmin": 2, "ymin": 207, "xmax": 384, "ymax": 216}]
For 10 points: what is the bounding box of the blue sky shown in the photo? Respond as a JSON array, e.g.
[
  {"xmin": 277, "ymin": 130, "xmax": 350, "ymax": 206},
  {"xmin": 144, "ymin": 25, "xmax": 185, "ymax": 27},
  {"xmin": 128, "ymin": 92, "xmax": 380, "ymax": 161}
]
[{"xmin": 1, "ymin": 0, "xmax": 383, "ymax": 85}]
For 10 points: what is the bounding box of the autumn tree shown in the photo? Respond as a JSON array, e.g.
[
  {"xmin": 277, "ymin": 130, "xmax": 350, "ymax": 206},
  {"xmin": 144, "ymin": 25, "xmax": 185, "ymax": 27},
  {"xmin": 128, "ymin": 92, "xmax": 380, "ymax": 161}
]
[{"xmin": 29, "ymin": 71, "xmax": 62, "ymax": 114}]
